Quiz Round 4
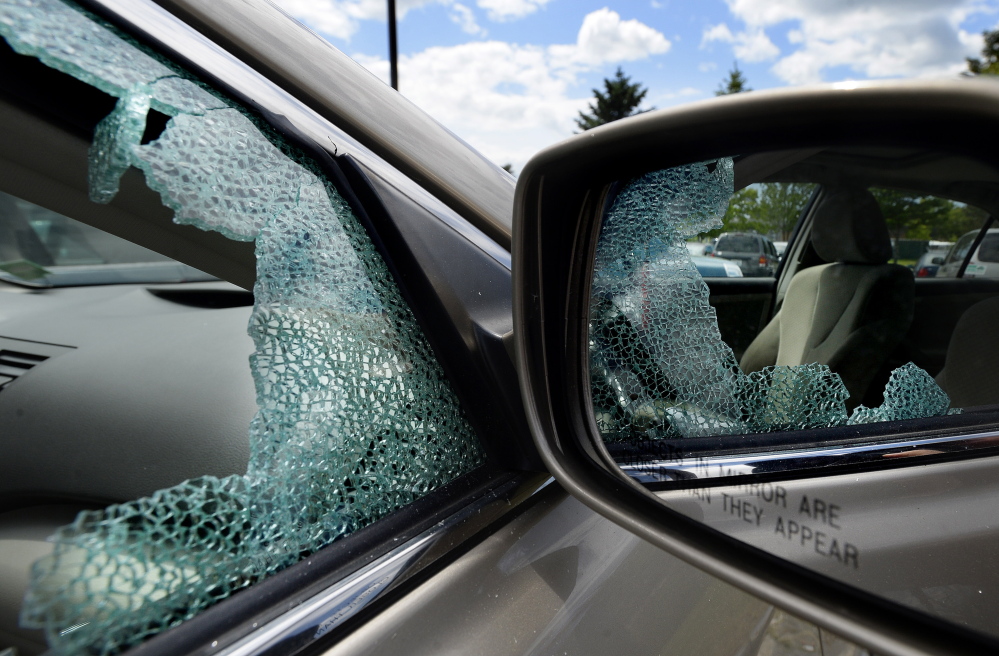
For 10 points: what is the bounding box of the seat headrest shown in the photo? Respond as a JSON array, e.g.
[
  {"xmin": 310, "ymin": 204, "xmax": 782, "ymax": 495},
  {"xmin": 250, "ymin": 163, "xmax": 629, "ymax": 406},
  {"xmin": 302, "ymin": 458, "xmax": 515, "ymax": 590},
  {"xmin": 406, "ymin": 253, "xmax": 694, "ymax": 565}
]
[{"xmin": 810, "ymin": 187, "xmax": 892, "ymax": 264}]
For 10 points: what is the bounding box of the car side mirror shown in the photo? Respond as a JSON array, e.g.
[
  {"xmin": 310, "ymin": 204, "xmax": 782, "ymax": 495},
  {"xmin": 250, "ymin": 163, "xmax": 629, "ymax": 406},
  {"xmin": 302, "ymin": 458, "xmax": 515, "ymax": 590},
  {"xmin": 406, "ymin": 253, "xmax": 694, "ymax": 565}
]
[{"xmin": 514, "ymin": 79, "xmax": 999, "ymax": 656}]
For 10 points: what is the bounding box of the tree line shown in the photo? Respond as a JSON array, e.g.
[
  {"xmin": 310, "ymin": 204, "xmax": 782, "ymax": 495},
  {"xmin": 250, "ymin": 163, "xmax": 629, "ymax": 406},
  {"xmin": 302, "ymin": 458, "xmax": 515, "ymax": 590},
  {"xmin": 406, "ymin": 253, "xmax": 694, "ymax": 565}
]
[{"xmin": 575, "ymin": 30, "xmax": 998, "ymax": 131}]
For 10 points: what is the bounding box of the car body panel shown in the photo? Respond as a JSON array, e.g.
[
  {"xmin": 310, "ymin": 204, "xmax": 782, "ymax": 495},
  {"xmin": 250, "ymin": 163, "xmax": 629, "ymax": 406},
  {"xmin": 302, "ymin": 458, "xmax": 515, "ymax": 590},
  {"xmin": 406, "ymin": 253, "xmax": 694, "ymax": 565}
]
[
  {"xmin": 324, "ymin": 484, "xmax": 773, "ymax": 656},
  {"xmin": 691, "ymin": 254, "xmax": 743, "ymax": 278}
]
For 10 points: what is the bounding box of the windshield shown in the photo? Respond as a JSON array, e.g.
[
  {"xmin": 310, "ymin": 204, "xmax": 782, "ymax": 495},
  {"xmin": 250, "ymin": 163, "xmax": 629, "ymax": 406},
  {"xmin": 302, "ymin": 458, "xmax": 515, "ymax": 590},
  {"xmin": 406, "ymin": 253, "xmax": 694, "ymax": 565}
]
[
  {"xmin": 715, "ymin": 234, "xmax": 759, "ymax": 253},
  {"xmin": 0, "ymin": 190, "xmax": 214, "ymax": 287}
]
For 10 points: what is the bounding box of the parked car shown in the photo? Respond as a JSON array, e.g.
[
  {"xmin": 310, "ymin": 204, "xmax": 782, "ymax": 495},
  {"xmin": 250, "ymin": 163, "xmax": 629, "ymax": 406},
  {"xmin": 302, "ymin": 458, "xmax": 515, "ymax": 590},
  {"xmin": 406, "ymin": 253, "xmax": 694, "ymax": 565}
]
[
  {"xmin": 684, "ymin": 243, "xmax": 741, "ymax": 277},
  {"xmin": 938, "ymin": 228, "xmax": 999, "ymax": 279},
  {"xmin": 3, "ymin": 1, "xmax": 999, "ymax": 656},
  {"xmin": 692, "ymin": 255, "xmax": 742, "ymax": 278},
  {"xmin": 712, "ymin": 232, "xmax": 779, "ymax": 277}
]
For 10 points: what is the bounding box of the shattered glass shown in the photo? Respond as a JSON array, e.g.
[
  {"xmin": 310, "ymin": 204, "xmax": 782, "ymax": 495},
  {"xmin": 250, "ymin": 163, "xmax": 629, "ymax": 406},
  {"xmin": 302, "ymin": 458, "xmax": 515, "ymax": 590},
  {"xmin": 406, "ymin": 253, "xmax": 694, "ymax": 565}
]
[
  {"xmin": 1, "ymin": 0, "xmax": 229, "ymax": 204},
  {"xmin": 589, "ymin": 161, "xmax": 956, "ymax": 443},
  {"xmin": 848, "ymin": 363, "xmax": 958, "ymax": 425},
  {"xmin": 89, "ymin": 87, "xmax": 152, "ymax": 203},
  {"xmin": 4, "ymin": 1, "xmax": 483, "ymax": 654}
]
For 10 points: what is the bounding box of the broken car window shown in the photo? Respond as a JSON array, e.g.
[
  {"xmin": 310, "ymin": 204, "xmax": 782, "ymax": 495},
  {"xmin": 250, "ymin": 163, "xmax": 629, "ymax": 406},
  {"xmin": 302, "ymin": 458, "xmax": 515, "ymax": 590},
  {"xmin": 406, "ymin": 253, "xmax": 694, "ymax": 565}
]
[
  {"xmin": 588, "ymin": 158, "xmax": 959, "ymax": 446},
  {"xmin": 1, "ymin": 1, "xmax": 484, "ymax": 654}
]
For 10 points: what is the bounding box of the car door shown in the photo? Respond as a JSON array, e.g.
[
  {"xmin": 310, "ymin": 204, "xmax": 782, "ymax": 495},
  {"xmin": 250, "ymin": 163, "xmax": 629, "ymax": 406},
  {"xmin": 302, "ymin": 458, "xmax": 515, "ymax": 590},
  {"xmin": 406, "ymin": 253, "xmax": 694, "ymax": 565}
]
[{"xmin": 0, "ymin": 1, "xmax": 539, "ymax": 654}]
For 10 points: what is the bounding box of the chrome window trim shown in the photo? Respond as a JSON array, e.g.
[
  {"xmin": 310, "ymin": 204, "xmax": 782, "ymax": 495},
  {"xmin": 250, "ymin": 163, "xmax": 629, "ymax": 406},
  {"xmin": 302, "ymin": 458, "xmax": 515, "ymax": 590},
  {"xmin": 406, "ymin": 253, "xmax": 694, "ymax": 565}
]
[
  {"xmin": 207, "ymin": 474, "xmax": 553, "ymax": 656},
  {"xmin": 620, "ymin": 430, "xmax": 999, "ymax": 482}
]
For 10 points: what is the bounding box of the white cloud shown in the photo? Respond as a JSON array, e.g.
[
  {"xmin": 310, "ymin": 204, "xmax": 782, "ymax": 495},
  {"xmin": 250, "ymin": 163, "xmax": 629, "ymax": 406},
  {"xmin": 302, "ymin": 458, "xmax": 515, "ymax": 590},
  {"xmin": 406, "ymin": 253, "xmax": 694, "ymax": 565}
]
[
  {"xmin": 351, "ymin": 9, "xmax": 671, "ymax": 169},
  {"xmin": 476, "ymin": 0, "xmax": 552, "ymax": 21},
  {"xmin": 552, "ymin": 8, "xmax": 671, "ymax": 67},
  {"xmin": 273, "ymin": 0, "xmax": 441, "ymax": 41},
  {"xmin": 718, "ymin": 0, "xmax": 994, "ymax": 84},
  {"xmin": 703, "ymin": 22, "xmax": 734, "ymax": 44},
  {"xmin": 450, "ymin": 3, "xmax": 485, "ymax": 35},
  {"xmin": 658, "ymin": 86, "xmax": 702, "ymax": 100},
  {"xmin": 275, "ymin": 0, "xmax": 551, "ymax": 42},
  {"xmin": 698, "ymin": 61, "xmax": 718, "ymax": 72},
  {"xmin": 702, "ymin": 22, "xmax": 779, "ymax": 62}
]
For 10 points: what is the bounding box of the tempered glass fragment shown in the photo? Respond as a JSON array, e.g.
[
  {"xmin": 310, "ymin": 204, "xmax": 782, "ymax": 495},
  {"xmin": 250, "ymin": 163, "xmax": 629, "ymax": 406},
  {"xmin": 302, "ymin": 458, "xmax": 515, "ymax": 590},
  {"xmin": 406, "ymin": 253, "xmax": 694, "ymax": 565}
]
[
  {"xmin": 589, "ymin": 161, "xmax": 955, "ymax": 443},
  {"xmin": 6, "ymin": 2, "xmax": 484, "ymax": 654},
  {"xmin": 148, "ymin": 76, "xmax": 228, "ymax": 116},
  {"xmin": 848, "ymin": 362, "xmax": 956, "ymax": 425},
  {"xmin": 132, "ymin": 109, "xmax": 305, "ymax": 241},
  {"xmin": 89, "ymin": 86, "xmax": 151, "ymax": 203},
  {"xmin": 0, "ymin": 0, "xmax": 173, "ymax": 98}
]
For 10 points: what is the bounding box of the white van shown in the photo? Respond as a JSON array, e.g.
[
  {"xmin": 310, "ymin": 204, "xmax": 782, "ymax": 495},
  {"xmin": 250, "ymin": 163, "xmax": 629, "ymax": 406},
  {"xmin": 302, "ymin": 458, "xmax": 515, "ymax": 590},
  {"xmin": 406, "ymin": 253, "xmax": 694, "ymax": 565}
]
[{"xmin": 937, "ymin": 228, "xmax": 999, "ymax": 278}]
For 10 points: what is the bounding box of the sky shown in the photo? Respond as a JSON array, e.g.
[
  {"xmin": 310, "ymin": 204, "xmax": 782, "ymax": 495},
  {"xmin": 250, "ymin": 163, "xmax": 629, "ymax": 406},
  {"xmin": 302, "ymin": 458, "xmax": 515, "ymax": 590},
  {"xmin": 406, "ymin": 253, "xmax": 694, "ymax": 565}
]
[{"xmin": 271, "ymin": 0, "xmax": 999, "ymax": 172}]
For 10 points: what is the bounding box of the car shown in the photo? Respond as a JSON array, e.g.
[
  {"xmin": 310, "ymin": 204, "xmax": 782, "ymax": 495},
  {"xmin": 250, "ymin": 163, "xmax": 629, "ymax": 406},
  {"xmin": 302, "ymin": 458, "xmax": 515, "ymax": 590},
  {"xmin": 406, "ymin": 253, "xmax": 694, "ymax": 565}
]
[
  {"xmin": 914, "ymin": 252, "xmax": 942, "ymax": 278},
  {"xmin": 3, "ymin": 1, "xmax": 999, "ymax": 656},
  {"xmin": 685, "ymin": 243, "xmax": 741, "ymax": 277},
  {"xmin": 712, "ymin": 232, "xmax": 779, "ymax": 277},
  {"xmin": 912, "ymin": 240, "xmax": 955, "ymax": 278},
  {"xmin": 937, "ymin": 228, "xmax": 999, "ymax": 279},
  {"xmin": 691, "ymin": 254, "xmax": 742, "ymax": 278}
]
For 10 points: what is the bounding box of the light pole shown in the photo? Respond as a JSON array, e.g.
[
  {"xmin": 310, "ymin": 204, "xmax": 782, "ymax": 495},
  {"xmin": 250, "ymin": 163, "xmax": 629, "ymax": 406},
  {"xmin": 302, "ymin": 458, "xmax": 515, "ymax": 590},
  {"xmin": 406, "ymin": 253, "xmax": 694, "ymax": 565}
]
[{"xmin": 388, "ymin": 0, "xmax": 399, "ymax": 90}]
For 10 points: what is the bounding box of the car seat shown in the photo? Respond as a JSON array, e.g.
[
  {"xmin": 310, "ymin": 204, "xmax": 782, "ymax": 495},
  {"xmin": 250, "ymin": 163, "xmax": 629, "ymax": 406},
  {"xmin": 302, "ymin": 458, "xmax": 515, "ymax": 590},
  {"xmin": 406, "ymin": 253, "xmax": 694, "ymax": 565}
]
[
  {"xmin": 739, "ymin": 187, "xmax": 915, "ymax": 408},
  {"xmin": 935, "ymin": 295, "xmax": 999, "ymax": 408}
]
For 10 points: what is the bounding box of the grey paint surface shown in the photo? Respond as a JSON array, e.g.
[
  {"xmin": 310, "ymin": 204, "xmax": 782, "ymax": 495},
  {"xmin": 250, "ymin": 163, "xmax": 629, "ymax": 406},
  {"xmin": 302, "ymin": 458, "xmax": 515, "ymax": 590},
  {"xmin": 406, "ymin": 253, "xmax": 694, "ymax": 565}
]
[{"xmin": 325, "ymin": 486, "xmax": 773, "ymax": 656}]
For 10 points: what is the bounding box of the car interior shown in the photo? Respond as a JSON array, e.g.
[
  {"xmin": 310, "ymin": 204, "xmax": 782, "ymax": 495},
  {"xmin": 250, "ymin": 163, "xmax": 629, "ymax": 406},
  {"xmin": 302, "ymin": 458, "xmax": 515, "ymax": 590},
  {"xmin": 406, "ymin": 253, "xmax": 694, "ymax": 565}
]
[
  {"xmin": 590, "ymin": 146, "xmax": 999, "ymax": 449},
  {"xmin": 739, "ymin": 185, "xmax": 916, "ymax": 409},
  {"xmin": 0, "ymin": 44, "xmax": 258, "ymax": 654},
  {"xmin": 711, "ymin": 147, "xmax": 999, "ymax": 408}
]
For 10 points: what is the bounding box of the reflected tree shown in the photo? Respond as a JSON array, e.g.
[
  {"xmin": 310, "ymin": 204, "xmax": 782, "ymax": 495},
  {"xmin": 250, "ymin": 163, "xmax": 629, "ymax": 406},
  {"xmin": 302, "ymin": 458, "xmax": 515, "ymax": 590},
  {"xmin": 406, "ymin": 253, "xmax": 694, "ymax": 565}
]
[
  {"xmin": 967, "ymin": 29, "xmax": 999, "ymax": 76},
  {"xmin": 702, "ymin": 182, "xmax": 814, "ymax": 240}
]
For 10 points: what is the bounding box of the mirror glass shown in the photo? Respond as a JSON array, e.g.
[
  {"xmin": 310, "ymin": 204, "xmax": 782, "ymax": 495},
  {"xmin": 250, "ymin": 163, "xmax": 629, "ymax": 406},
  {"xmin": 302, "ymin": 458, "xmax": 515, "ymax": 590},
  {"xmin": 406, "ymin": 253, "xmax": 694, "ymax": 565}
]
[{"xmin": 587, "ymin": 146, "xmax": 999, "ymax": 636}]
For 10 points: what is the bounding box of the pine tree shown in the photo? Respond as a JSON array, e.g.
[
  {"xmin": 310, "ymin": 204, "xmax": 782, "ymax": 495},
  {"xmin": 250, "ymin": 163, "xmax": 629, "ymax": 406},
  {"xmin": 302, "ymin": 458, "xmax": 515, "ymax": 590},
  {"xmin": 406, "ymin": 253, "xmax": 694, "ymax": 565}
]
[
  {"xmin": 575, "ymin": 67, "xmax": 650, "ymax": 131},
  {"xmin": 716, "ymin": 63, "xmax": 751, "ymax": 95},
  {"xmin": 967, "ymin": 30, "xmax": 999, "ymax": 76}
]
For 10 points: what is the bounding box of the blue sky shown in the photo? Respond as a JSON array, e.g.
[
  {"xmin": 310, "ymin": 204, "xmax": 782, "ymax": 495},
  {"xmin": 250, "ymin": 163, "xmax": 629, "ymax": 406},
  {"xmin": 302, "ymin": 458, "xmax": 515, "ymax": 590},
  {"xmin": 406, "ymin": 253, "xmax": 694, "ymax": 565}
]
[{"xmin": 273, "ymin": 0, "xmax": 999, "ymax": 170}]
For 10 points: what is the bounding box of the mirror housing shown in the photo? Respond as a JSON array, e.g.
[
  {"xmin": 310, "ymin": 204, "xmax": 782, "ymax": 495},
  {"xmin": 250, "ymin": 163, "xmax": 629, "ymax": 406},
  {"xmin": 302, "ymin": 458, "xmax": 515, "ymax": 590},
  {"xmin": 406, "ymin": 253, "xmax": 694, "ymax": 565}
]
[{"xmin": 512, "ymin": 79, "xmax": 999, "ymax": 656}]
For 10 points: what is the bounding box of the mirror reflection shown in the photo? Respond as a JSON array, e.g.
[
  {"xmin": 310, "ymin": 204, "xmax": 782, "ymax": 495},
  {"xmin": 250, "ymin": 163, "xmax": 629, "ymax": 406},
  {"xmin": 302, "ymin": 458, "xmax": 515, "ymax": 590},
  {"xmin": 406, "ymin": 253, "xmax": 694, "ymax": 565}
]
[
  {"xmin": 588, "ymin": 148, "xmax": 999, "ymax": 449},
  {"xmin": 587, "ymin": 146, "xmax": 999, "ymax": 636}
]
